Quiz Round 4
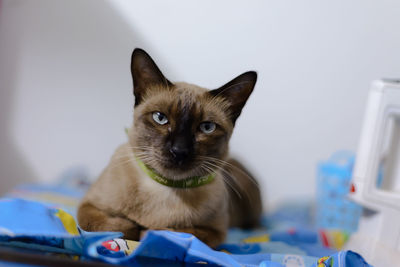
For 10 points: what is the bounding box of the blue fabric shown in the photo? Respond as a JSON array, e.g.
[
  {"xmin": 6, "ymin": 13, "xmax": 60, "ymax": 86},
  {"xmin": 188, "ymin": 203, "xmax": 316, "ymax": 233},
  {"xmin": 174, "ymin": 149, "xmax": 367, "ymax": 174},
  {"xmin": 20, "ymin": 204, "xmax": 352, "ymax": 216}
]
[
  {"xmin": 0, "ymin": 198, "xmax": 121, "ymax": 255},
  {"xmin": 0, "ymin": 194, "xmax": 372, "ymax": 266},
  {"xmin": 0, "ymin": 198, "xmax": 69, "ymax": 236}
]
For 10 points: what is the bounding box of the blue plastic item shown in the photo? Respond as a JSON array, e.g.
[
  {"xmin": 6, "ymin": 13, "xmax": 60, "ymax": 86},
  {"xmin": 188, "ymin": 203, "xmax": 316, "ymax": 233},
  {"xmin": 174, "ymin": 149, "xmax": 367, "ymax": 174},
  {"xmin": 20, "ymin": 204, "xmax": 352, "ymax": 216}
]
[{"xmin": 316, "ymin": 151, "xmax": 362, "ymax": 232}]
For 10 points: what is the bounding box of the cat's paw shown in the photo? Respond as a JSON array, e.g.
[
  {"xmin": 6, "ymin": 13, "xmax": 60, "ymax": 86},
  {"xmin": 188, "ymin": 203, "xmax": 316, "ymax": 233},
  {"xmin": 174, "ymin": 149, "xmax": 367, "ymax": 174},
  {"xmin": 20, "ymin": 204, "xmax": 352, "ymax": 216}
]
[
  {"xmin": 103, "ymin": 217, "xmax": 141, "ymax": 240},
  {"xmin": 77, "ymin": 202, "xmax": 141, "ymax": 240},
  {"xmin": 139, "ymin": 227, "xmax": 174, "ymax": 239}
]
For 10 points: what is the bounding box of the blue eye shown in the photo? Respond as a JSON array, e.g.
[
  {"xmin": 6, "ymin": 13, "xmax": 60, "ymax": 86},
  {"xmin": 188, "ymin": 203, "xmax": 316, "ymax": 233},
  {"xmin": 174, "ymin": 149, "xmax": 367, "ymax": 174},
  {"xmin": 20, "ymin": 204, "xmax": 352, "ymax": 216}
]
[
  {"xmin": 152, "ymin": 112, "xmax": 168, "ymax": 125},
  {"xmin": 199, "ymin": 121, "xmax": 216, "ymax": 134}
]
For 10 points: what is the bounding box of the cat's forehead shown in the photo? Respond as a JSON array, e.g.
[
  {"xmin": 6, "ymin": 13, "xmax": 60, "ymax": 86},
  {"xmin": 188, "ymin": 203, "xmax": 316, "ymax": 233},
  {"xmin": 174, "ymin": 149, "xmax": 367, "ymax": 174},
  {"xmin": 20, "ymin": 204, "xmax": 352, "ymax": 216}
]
[
  {"xmin": 144, "ymin": 82, "xmax": 211, "ymax": 110},
  {"xmin": 174, "ymin": 82, "xmax": 208, "ymax": 94},
  {"xmin": 173, "ymin": 82, "xmax": 208, "ymax": 104}
]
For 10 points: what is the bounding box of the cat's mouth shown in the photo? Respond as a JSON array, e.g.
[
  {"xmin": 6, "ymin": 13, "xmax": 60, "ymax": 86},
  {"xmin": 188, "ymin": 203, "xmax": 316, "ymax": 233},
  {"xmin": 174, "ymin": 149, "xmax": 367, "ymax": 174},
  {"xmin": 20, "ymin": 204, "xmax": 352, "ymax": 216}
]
[
  {"xmin": 160, "ymin": 156, "xmax": 198, "ymax": 173},
  {"xmin": 147, "ymin": 156, "xmax": 212, "ymax": 181}
]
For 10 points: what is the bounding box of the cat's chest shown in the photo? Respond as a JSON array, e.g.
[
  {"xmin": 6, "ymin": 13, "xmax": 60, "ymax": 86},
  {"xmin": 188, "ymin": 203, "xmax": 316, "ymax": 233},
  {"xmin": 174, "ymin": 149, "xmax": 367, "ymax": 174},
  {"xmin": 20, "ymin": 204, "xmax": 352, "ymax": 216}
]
[{"xmin": 126, "ymin": 176, "xmax": 226, "ymax": 228}]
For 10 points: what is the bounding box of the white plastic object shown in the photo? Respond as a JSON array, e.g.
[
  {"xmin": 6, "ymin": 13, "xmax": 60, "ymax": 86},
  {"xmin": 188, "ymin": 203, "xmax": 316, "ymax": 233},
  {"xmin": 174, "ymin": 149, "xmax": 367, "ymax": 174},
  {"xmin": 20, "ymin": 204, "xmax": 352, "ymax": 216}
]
[{"xmin": 345, "ymin": 79, "xmax": 400, "ymax": 266}]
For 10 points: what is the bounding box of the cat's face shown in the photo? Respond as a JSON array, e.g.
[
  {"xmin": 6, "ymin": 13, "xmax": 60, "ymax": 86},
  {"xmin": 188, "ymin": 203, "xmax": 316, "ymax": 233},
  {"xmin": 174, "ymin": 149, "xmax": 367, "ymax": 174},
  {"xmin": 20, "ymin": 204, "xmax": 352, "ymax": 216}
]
[{"xmin": 129, "ymin": 49, "xmax": 257, "ymax": 180}]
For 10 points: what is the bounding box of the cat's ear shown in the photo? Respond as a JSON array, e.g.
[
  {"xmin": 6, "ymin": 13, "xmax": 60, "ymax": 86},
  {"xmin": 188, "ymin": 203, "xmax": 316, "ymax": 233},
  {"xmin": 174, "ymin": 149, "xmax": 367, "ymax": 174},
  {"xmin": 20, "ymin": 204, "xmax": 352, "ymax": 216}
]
[
  {"xmin": 131, "ymin": 48, "xmax": 173, "ymax": 106},
  {"xmin": 210, "ymin": 71, "xmax": 257, "ymax": 124}
]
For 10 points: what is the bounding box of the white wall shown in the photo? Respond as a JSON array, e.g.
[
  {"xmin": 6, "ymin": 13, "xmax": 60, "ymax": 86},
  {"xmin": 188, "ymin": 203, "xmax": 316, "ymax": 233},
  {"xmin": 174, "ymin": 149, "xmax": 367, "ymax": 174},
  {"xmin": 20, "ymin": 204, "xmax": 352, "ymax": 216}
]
[
  {"xmin": 0, "ymin": 0, "xmax": 147, "ymax": 193},
  {"xmin": 1, "ymin": 0, "xmax": 400, "ymax": 208}
]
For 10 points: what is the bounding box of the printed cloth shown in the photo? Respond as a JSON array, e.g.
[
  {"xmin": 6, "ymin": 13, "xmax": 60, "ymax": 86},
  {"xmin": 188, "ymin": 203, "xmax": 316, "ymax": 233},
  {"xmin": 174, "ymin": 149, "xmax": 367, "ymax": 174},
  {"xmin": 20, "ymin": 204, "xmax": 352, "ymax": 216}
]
[{"xmin": 0, "ymin": 174, "xmax": 372, "ymax": 267}]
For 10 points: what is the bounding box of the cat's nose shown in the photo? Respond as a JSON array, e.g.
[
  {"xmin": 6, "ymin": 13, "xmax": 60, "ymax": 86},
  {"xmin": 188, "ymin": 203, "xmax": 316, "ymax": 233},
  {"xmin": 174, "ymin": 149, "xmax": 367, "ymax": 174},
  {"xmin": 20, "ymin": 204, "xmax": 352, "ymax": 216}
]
[{"xmin": 169, "ymin": 145, "xmax": 190, "ymax": 163}]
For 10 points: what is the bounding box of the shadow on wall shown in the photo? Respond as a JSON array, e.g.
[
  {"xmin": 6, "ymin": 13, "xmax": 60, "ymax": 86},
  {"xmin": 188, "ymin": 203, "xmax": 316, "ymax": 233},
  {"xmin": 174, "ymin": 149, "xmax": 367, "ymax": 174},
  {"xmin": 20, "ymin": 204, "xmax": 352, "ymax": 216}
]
[
  {"xmin": 0, "ymin": 0, "xmax": 160, "ymax": 194},
  {"xmin": 0, "ymin": 0, "xmax": 36, "ymax": 194}
]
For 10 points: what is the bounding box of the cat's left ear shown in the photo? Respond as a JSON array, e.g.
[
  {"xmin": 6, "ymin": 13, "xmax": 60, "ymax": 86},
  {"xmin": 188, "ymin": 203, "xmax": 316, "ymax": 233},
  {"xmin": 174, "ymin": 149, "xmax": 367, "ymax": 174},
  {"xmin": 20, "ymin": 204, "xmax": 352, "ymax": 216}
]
[
  {"xmin": 210, "ymin": 71, "xmax": 257, "ymax": 124},
  {"xmin": 131, "ymin": 48, "xmax": 173, "ymax": 106}
]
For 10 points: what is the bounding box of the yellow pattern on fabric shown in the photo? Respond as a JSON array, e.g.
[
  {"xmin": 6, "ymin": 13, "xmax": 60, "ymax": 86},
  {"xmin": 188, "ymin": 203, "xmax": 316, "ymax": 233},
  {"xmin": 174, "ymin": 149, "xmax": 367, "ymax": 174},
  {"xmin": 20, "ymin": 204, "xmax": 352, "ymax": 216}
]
[
  {"xmin": 243, "ymin": 234, "xmax": 270, "ymax": 243},
  {"xmin": 55, "ymin": 209, "xmax": 79, "ymax": 235},
  {"xmin": 317, "ymin": 256, "xmax": 331, "ymax": 267},
  {"xmin": 125, "ymin": 240, "xmax": 140, "ymax": 255}
]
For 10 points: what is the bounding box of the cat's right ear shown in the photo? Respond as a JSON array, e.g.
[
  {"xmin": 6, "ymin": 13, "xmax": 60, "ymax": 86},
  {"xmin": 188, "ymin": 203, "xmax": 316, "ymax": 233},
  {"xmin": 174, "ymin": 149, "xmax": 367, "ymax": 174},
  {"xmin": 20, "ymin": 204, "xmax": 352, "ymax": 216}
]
[{"xmin": 131, "ymin": 48, "xmax": 172, "ymax": 106}]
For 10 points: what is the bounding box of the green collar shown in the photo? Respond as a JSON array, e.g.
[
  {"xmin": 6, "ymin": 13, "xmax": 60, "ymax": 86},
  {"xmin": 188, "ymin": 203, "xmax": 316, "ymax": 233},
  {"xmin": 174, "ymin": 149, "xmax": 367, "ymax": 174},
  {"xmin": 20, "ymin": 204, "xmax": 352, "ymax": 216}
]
[{"xmin": 136, "ymin": 158, "xmax": 215, "ymax": 188}]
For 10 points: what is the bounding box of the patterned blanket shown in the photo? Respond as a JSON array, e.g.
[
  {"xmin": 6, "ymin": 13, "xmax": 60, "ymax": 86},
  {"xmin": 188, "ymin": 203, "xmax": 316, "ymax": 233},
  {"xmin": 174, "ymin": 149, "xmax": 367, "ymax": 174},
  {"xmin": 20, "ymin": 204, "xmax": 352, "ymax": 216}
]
[{"xmin": 0, "ymin": 174, "xmax": 371, "ymax": 267}]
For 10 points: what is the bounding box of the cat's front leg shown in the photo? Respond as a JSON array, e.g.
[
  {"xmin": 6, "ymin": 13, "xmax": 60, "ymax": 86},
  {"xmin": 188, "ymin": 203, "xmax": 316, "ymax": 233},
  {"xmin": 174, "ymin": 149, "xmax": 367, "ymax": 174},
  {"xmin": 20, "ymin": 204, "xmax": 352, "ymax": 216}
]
[{"xmin": 77, "ymin": 202, "xmax": 141, "ymax": 240}]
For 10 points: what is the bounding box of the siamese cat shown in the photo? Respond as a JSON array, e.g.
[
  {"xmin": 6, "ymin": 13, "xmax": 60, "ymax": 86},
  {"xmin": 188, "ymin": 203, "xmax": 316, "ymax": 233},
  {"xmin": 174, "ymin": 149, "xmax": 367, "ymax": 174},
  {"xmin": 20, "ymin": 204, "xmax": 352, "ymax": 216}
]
[{"xmin": 77, "ymin": 48, "xmax": 262, "ymax": 248}]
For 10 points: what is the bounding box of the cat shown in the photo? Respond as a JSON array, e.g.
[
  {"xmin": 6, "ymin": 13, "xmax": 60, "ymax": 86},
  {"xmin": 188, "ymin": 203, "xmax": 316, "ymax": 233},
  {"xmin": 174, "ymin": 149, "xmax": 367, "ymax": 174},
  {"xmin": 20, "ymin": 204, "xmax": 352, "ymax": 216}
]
[{"xmin": 77, "ymin": 48, "xmax": 262, "ymax": 248}]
